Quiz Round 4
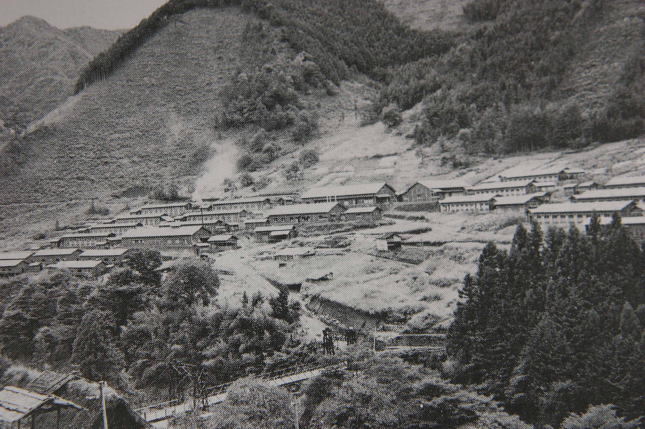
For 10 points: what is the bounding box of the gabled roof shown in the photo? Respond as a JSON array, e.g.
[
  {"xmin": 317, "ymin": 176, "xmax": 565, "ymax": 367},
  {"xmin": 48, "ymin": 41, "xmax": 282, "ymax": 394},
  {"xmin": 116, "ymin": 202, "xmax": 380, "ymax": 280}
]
[
  {"xmin": 33, "ymin": 248, "xmax": 80, "ymax": 257},
  {"xmin": 469, "ymin": 179, "xmax": 534, "ymax": 191},
  {"xmin": 114, "ymin": 213, "xmax": 165, "ymax": 220},
  {"xmin": 270, "ymin": 230, "xmax": 293, "ymax": 237},
  {"xmin": 529, "ymin": 201, "xmax": 634, "ymax": 214},
  {"xmin": 79, "ymin": 248, "xmax": 130, "ymax": 257},
  {"xmin": 210, "ymin": 197, "xmax": 270, "ymax": 205},
  {"xmin": 345, "ymin": 206, "xmax": 380, "ymax": 214},
  {"xmin": 0, "ymin": 386, "xmax": 82, "ymax": 423},
  {"xmin": 416, "ymin": 179, "xmax": 469, "ymax": 191},
  {"xmin": 573, "ymin": 188, "xmax": 645, "ymax": 201},
  {"xmin": 500, "ymin": 166, "xmax": 576, "ymax": 179},
  {"xmin": 60, "ymin": 232, "xmax": 114, "ymax": 239},
  {"xmin": 0, "ymin": 251, "xmax": 34, "ymax": 260},
  {"xmin": 89, "ymin": 222, "xmax": 140, "ymax": 229},
  {"xmin": 604, "ymin": 176, "xmax": 645, "ymax": 187},
  {"xmin": 301, "ymin": 182, "xmax": 391, "ymax": 199},
  {"xmin": 0, "ymin": 259, "xmax": 26, "ymax": 268},
  {"xmin": 183, "ymin": 209, "xmax": 248, "ymax": 217},
  {"xmin": 266, "ymin": 202, "xmax": 343, "ymax": 217},
  {"xmin": 48, "ymin": 260, "xmax": 104, "ymax": 270},
  {"xmin": 140, "ymin": 202, "xmax": 192, "ymax": 210},
  {"xmin": 255, "ymin": 225, "xmax": 296, "ymax": 233},
  {"xmin": 121, "ymin": 226, "xmax": 207, "ymax": 238},
  {"xmin": 441, "ymin": 194, "xmax": 497, "ymax": 204}
]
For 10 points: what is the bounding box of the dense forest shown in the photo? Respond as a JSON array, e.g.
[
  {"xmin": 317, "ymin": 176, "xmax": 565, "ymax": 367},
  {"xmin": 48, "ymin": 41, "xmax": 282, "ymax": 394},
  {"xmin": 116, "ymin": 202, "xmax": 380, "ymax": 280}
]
[
  {"xmin": 447, "ymin": 217, "xmax": 645, "ymax": 427},
  {"xmin": 376, "ymin": 0, "xmax": 644, "ymax": 152},
  {"xmin": 0, "ymin": 250, "xmax": 309, "ymax": 401}
]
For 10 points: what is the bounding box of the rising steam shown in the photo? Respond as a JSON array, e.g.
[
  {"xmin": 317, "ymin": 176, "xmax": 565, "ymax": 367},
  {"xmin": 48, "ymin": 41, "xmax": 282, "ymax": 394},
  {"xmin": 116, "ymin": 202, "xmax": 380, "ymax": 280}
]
[{"xmin": 192, "ymin": 138, "xmax": 239, "ymax": 201}]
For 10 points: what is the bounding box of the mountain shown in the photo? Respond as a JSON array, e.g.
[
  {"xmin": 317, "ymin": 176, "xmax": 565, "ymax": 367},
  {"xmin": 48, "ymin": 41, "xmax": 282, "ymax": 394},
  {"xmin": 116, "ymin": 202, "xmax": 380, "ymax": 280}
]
[
  {"xmin": 0, "ymin": 16, "xmax": 120, "ymax": 130},
  {"xmin": 379, "ymin": 0, "xmax": 473, "ymax": 32}
]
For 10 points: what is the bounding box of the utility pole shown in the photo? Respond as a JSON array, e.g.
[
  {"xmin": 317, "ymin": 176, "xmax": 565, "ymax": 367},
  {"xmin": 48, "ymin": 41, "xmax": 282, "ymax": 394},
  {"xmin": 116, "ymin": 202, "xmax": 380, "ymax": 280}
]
[
  {"xmin": 292, "ymin": 396, "xmax": 299, "ymax": 429},
  {"xmin": 99, "ymin": 381, "xmax": 109, "ymax": 429}
]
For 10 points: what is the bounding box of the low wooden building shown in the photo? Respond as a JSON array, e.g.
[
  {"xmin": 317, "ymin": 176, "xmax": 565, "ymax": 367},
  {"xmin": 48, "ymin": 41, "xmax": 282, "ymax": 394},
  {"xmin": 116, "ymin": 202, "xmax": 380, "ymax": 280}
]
[
  {"xmin": 398, "ymin": 179, "xmax": 468, "ymax": 203},
  {"xmin": 528, "ymin": 200, "xmax": 643, "ymax": 230},
  {"xmin": 343, "ymin": 206, "xmax": 382, "ymax": 222},
  {"xmin": 254, "ymin": 225, "xmax": 297, "ymax": 243},
  {"xmin": 243, "ymin": 218, "xmax": 269, "ymax": 231},
  {"xmin": 440, "ymin": 194, "xmax": 496, "ymax": 213},
  {"xmin": 32, "ymin": 248, "xmax": 82, "ymax": 264},
  {"xmin": 47, "ymin": 260, "xmax": 107, "ymax": 277},
  {"xmin": 499, "ymin": 166, "xmax": 585, "ymax": 183},
  {"xmin": 204, "ymin": 197, "xmax": 272, "ymax": 213},
  {"xmin": 603, "ymin": 176, "xmax": 645, "ymax": 189},
  {"xmin": 266, "ymin": 202, "xmax": 346, "ymax": 225},
  {"xmin": 88, "ymin": 222, "xmax": 142, "ymax": 235},
  {"xmin": 535, "ymin": 181, "xmax": 557, "ymax": 193},
  {"xmin": 301, "ymin": 182, "xmax": 397, "ymax": 207},
  {"xmin": 0, "ymin": 385, "xmax": 83, "ymax": 429},
  {"xmin": 0, "ymin": 251, "xmax": 34, "ymax": 263},
  {"xmin": 572, "ymin": 187, "xmax": 645, "ymax": 203},
  {"xmin": 113, "ymin": 213, "xmax": 165, "ymax": 226},
  {"xmin": 0, "ymin": 260, "xmax": 28, "ymax": 277},
  {"xmin": 58, "ymin": 232, "xmax": 115, "ymax": 249},
  {"xmin": 179, "ymin": 209, "xmax": 248, "ymax": 224},
  {"xmin": 138, "ymin": 202, "xmax": 193, "ymax": 217},
  {"xmin": 78, "ymin": 248, "xmax": 131, "ymax": 265},
  {"xmin": 121, "ymin": 226, "xmax": 211, "ymax": 249},
  {"xmin": 493, "ymin": 193, "xmax": 548, "ymax": 214},
  {"xmin": 207, "ymin": 234, "xmax": 239, "ymax": 251},
  {"xmin": 468, "ymin": 179, "xmax": 536, "ymax": 196}
]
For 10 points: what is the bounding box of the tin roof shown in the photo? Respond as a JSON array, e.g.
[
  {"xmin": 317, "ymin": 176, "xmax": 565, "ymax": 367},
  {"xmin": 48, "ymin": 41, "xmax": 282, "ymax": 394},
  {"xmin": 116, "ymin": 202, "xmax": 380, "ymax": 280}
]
[
  {"xmin": 48, "ymin": 260, "xmax": 104, "ymax": 269},
  {"xmin": 441, "ymin": 194, "xmax": 497, "ymax": 204},
  {"xmin": 529, "ymin": 201, "xmax": 634, "ymax": 214},
  {"xmin": 345, "ymin": 206, "xmax": 380, "ymax": 214},
  {"xmin": 79, "ymin": 248, "xmax": 130, "ymax": 257},
  {"xmin": 604, "ymin": 176, "xmax": 645, "ymax": 187},
  {"xmin": 494, "ymin": 193, "xmax": 547, "ymax": 206},
  {"xmin": 0, "ymin": 259, "xmax": 26, "ymax": 268},
  {"xmin": 0, "ymin": 251, "xmax": 34, "ymax": 260},
  {"xmin": 0, "ymin": 386, "xmax": 82, "ymax": 423},
  {"xmin": 255, "ymin": 225, "xmax": 296, "ymax": 233},
  {"xmin": 33, "ymin": 248, "xmax": 80, "ymax": 257},
  {"xmin": 469, "ymin": 179, "xmax": 534, "ymax": 191},
  {"xmin": 207, "ymin": 235, "xmax": 237, "ymax": 242},
  {"xmin": 122, "ymin": 226, "xmax": 207, "ymax": 239},
  {"xmin": 416, "ymin": 179, "xmax": 469, "ymax": 191},
  {"xmin": 301, "ymin": 183, "xmax": 390, "ymax": 199},
  {"xmin": 573, "ymin": 188, "xmax": 645, "ymax": 201},
  {"xmin": 266, "ymin": 202, "xmax": 342, "ymax": 217},
  {"xmin": 140, "ymin": 202, "xmax": 192, "ymax": 210}
]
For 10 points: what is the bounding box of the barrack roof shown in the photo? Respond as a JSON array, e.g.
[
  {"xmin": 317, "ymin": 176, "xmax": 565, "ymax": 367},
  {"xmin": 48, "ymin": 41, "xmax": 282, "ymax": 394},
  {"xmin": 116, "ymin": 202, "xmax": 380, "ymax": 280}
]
[
  {"xmin": 207, "ymin": 235, "xmax": 237, "ymax": 242},
  {"xmin": 529, "ymin": 201, "xmax": 634, "ymax": 214},
  {"xmin": 48, "ymin": 260, "xmax": 104, "ymax": 269},
  {"xmin": 266, "ymin": 202, "xmax": 342, "ymax": 217},
  {"xmin": 469, "ymin": 179, "xmax": 534, "ymax": 191},
  {"xmin": 210, "ymin": 197, "xmax": 270, "ymax": 205},
  {"xmin": 417, "ymin": 179, "xmax": 469, "ymax": 190},
  {"xmin": 573, "ymin": 188, "xmax": 645, "ymax": 200},
  {"xmin": 79, "ymin": 248, "xmax": 130, "ymax": 257},
  {"xmin": 0, "ymin": 260, "xmax": 26, "ymax": 268},
  {"xmin": 0, "ymin": 386, "xmax": 82, "ymax": 423},
  {"xmin": 121, "ymin": 225, "xmax": 207, "ymax": 238},
  {"xmin": 494, "ymin": 193, "xmax": 547, "ymax": 206},
  {"xmin": 140, "ymin": 202, "xmax": 192, "ymax": 210},
  {"xmin": 0, "ymin": 251, "xmax": 34, "ymax": 260},
  {"xmin": 604, "ymin": 176, "xmax": 645, "ymax": 187},
  {"xmin": 183, "ymin": 209, "xmax": 248, "ymax": 217},
  {"xmin": 33, "ymin": 248, "xmax": 80, "ymax": 257},
  {"xmin": 441, "ymin": 194, "xmax": 497, "ymax": 204},
  {"xmin": 301, "ymin": 182, "xmax": 390, "ymax": 199},
  {"xmin": 499, "ymin": 166, "xmax": 577, "ymax": 179}
]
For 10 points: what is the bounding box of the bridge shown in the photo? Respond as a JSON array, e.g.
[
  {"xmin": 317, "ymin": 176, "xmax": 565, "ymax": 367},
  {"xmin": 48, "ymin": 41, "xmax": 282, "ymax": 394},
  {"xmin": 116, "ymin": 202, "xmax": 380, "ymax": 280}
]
[{"xmin": 136, "ymin": 362, "xmax": 347, "ymax": 426}]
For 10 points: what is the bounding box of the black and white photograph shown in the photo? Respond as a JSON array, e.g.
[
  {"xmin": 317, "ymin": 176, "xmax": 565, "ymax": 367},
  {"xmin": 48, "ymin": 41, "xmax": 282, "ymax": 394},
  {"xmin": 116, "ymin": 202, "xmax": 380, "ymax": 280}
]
[{"xmin": 0, "ymin": 0, "xmax": 643, "ymax": 428}]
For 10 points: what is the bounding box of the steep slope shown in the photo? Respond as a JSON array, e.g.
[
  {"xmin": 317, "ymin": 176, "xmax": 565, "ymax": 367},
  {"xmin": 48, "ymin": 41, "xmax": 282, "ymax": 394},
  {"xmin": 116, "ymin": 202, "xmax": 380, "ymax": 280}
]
[{"xmin": 0, "ymin": 16, "xmax": 119, "ymax": 130}]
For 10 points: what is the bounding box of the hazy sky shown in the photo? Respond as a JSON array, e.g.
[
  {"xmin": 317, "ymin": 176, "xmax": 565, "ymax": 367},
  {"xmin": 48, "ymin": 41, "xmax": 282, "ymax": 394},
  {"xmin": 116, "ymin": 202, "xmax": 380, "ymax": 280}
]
[{"xmin": 0, "ymin": 0, "xmax": 168, "ymax": 30}]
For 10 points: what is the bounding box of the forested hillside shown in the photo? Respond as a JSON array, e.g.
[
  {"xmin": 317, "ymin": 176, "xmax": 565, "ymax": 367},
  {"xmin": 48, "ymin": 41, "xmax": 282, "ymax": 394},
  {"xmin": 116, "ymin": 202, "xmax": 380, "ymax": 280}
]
[
  {"xmin": 447, "ymin": 218, "xmax": 644, "ymax": 427},
  {"xmin": 376, "ymin": 0, "xmax": 644, "ymax": 153},
  {"xmin": 0, "ymin": 16, "xmax": 119, "ymax": 130}
]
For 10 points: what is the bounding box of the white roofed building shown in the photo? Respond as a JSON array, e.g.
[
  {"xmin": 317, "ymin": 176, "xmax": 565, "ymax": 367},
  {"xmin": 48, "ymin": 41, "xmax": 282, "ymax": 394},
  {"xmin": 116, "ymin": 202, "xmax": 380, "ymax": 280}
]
[
  {"xmin": 138, "ymin": 202, "xmax": 193, "ymax": 217},
  {"xmin": 113, "ymin": 213, "xmax": 166, "ymax": 226},
  {"xmin": 499, "ymin": 166, "xmax": 584, "ymax": 183},
  {"xmin": 207, "ymin": 234, "xmax": 239, "ymax": 251},
  {"xmin": 254, "ymin": 225, "xmax": 297, "ymax": 242},
  {"xmin": 179, "ymin": 209, "xmax": 248, "ymax": 224},
  {"xmin": 78, "ymin": 248, "xmax": 131, "ymax": 265},
  {"xmin": 468, "ymin": 179, "xmax": 536, "ymax": 196},
  {"xmin": 440, "ymin": 194, "xmax": 497, "ymax": 213},
  {"xmin": 343, "ymin": 206, "xmax": 383, "ymax": 222},
  {"xmin": 493, "ymin": 193, "xmax": 549, "ymax": 214},
  {"xmin": 32, "ymin": 248, "xmax": 82, "ymax": 264},
  {"xmin": 0, "ymin": 251, "xmax": 34, "ymax": 262},
  {"xmin": 301, "ymin": 182, "xmax": 396, "ymax": 207},
  {"xmin": 121, "ymin": 226, "xmax": 211, "ymax": 250},
  {"xmin": 398, "ymin": 179, "xmax": 468, "ymax": 203},
  {"xmin": 266, "ymin": 202, "xmax": 345, "ymax": 225},
  {"xmin": 528, "ymin": 200, "xmax": 642, "ymax": 230},
  {"xmin": 0, "ymin": 259, "xmax": 28, "ymax": 277},
  {"xmin": 603, "ymin": 176, "xmax": 645, "ymax": 189},
  {"xmin": 88, "ymin": 222, "xmax": 142, "ymax": 235},
  {"xmin": 58, "ymin": 232, "xmax": 115, "ymax": 249},
  {"xmin": 203, "ymin": 197, "xmax": 272, "ymax": 213},
  {"xmin": 572, "ymin": 188, "xmax": 645, "ymax": 203}
]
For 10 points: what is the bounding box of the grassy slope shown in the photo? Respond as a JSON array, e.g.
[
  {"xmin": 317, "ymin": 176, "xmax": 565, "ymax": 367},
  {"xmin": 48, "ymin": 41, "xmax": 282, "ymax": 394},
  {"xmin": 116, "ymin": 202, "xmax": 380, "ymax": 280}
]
[{"xmin": 379, "ymin": 0, "xmax": 473, "ymax": 32}]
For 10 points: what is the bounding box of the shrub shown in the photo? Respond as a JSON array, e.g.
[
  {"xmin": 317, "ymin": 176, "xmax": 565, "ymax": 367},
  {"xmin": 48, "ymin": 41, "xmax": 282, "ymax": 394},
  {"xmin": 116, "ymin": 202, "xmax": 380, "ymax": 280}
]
[
  {"xmin": 291, "ymin": 111, "xmax": 319, "ymax": 142},
  {"xmin": 299, "ymin": 149, "xmax": 319, "ymax": 168},
  {"xmin": 239, "ymin": 173, "xmax": 254, "ymax": 188},
  {"xmin": 86, "ymin": 200, "xmax": 110, "ymax": 216},
  {"xmin": 283, "ymin": 162, "xmax": 302, "ymax": 181},
  {"xmin": 382, "ymin": 106, "xmax": 403, "ymax": 128},
  {"xmin": 237, "ymin": 153, "xmax": 263, "ymax": 172},
  {"xmin": 150, "ymin": 182, "xmax": 181, "ymax": 201}
]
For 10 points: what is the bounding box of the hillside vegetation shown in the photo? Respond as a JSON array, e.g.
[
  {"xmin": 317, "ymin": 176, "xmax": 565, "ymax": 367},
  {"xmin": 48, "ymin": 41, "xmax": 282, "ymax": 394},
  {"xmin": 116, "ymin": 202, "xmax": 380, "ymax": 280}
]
[
  {"xmin": 376, "ymin": 0, "xmax": 644, "ymax": 153},
  {"xmin": 0, "ymin": 16, "xmax": 119, "ymax": 130}
]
